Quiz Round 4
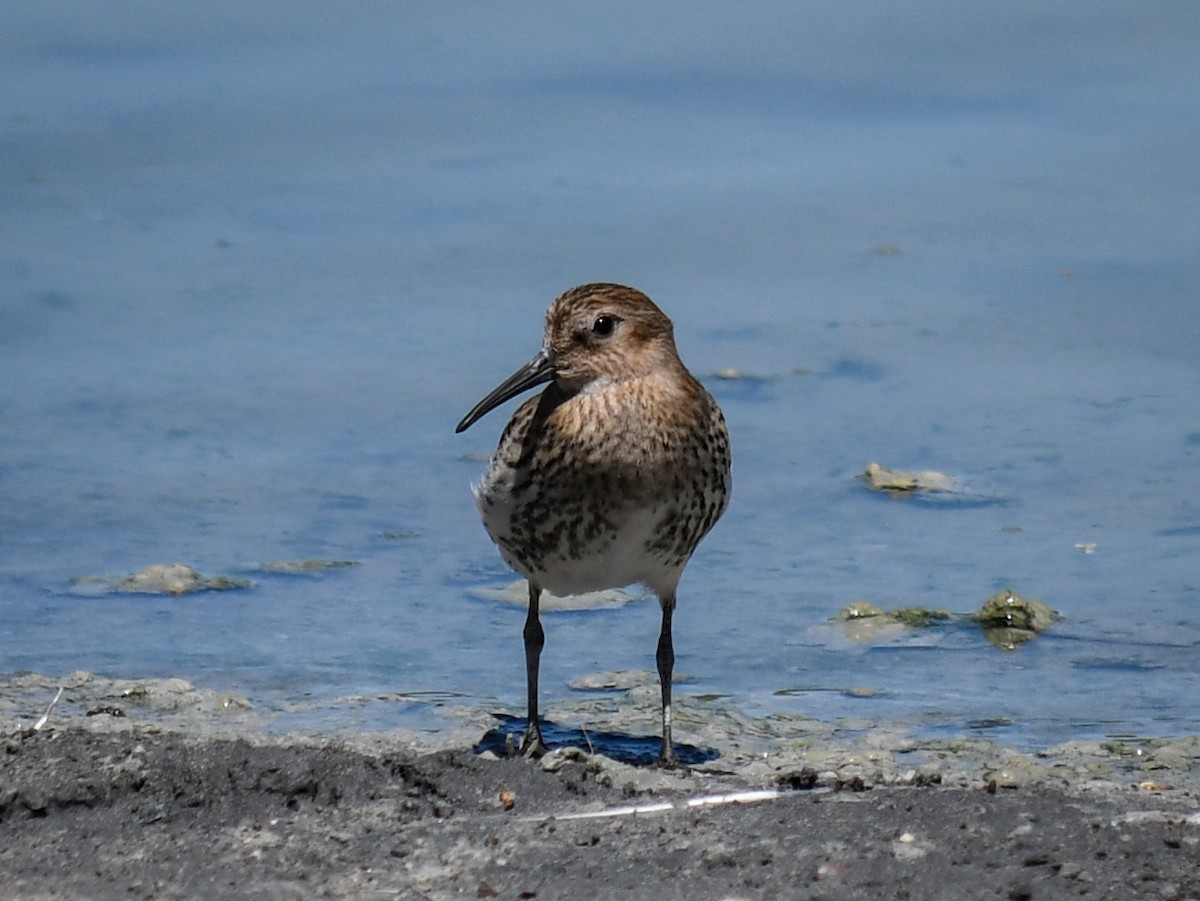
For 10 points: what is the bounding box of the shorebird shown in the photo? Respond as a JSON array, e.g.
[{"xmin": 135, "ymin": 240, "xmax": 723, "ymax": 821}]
[{"xmin": 455, "ymin": 283, "xmax": 731, "ymax": 766}]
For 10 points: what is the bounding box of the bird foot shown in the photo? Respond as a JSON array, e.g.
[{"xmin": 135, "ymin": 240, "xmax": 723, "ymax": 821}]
[{"xmin": 519, "ymin": 733, "xmax": 549, "ymax": 759}]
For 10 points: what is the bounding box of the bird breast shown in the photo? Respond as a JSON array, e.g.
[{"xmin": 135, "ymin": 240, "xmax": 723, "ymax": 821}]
[{"xmin": 472, "ymin": 374, "xmax": 728, "ymax": 596}]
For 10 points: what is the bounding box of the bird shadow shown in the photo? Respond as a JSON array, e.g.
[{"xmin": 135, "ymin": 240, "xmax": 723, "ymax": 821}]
[{"xmin": 473, "ymin": 714, "xmax": 719, "ymax": 767}]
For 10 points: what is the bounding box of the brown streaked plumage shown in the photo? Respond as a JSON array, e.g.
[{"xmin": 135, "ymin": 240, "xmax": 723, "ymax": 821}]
[{"xmin": 456, "ymin": 283, "xmax": 731, "ymax": 766}]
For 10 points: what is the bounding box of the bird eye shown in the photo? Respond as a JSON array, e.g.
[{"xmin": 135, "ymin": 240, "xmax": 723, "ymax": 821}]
[{"xmin": 592, "ymin": 315, "xmax": 617, "ymax": 337}]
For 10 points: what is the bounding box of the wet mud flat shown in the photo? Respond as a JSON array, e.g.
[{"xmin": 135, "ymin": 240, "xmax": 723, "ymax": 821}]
[{"xmin": 2, "ymin": 723, "xmax": 1198, "ymax": 901}]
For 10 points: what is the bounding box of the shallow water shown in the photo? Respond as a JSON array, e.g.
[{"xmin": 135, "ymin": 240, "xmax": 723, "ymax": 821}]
[{"xmin": 2, "ymin": 3, "xmax": 1198, "ymax": 751}]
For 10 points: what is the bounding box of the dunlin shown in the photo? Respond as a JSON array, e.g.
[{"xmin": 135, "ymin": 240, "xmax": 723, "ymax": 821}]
[{"xmin": 456, "ymin": 283, "xmax": 731, "ymax": 766}]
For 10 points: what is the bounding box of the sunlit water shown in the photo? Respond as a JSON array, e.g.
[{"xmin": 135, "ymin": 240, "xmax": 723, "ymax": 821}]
[{"xmin": 2, "ymin": 3, "xmax": 1198, "ymax": 751}]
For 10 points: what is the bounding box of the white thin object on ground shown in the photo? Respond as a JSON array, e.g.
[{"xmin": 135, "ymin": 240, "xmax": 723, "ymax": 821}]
[
  {"xmin": 525, "ymin": 788, "xmax": 785, "ymax": 822},
  {"xmin": 686, "ymin": 789, "xmax": 783, "ymax": 808},
  {"xmin": 33, "ymin": 686, "xmax": 65, "ymax": 731}
]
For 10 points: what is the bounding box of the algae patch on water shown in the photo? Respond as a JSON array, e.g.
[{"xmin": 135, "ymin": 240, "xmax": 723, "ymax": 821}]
[
  {"xmin": 976, "ymin": 588, "xmax": 1058, "ymax": 650},
  {"xmin": 860, "ymin": 462, "xmax": 958, "ymax": 496},
  {"xmin": 72, "ymin": 563, "xmax": 253, "ymax": 596},
  {"xmin": 257, "ymin": 559, "xmax": 360, "ymax": 574},
  {"xmin": 829, "ymin": 593, "xmax": 1055, "ymax": 652},
  {"xmin": 830, "ymin": 601, "xmax": 953, "ymax": 642}
]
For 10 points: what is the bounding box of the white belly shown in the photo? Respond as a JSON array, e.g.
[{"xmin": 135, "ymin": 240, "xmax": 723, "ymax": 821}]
[{"xmin": 476, "ymin": 487, "xmax": 679, "ymax": 597}]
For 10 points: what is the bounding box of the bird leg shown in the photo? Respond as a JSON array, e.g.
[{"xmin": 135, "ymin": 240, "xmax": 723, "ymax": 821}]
[
  {"xmin": 656, "ymin": 594, "xmax": 678, "ymax": 768},
  {"xmin": 520, "ymin": 582, "xmax": 549, "ymax": 758}
]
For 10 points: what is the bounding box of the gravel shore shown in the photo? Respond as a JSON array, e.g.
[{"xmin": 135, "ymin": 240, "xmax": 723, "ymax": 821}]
[{"xmin": 2, "ymin": 674, "xmax": 1197, "ymax": 900}]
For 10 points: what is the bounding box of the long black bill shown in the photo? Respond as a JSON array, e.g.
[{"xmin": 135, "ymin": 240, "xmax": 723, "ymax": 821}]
[{"xmin": 455, "ymin": 349, "xmax": 555, "ymax": 433}]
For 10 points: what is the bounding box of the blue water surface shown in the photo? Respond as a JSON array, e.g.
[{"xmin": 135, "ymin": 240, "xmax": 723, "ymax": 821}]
[{"xmin": 2, "ymin": 2, "xmax": 1198, "ymax": 748}]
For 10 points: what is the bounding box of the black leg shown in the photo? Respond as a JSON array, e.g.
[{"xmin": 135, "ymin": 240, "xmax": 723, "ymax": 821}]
[
  {"xmin": 520, "ymin": 582, "xmax": 549, "ymax": 758},
  {"xmin": 656, "ymin": 594, "xmax": 678, "ymax": 767}
]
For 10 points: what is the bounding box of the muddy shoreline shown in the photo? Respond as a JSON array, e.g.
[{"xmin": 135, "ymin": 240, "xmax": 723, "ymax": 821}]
[
  {"xmin": 3, "ymin": 728, "xmax": 1198, "ymax": 900},
  {"xmin": 1, "ymin": 674, "xmax": 1197, "ymax": 899}
]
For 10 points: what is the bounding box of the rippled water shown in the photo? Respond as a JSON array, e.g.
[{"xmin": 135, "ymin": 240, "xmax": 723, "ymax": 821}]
[{"xmin": 2, "ymin": 3, "xmax": 1198, "ymax": 750}]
